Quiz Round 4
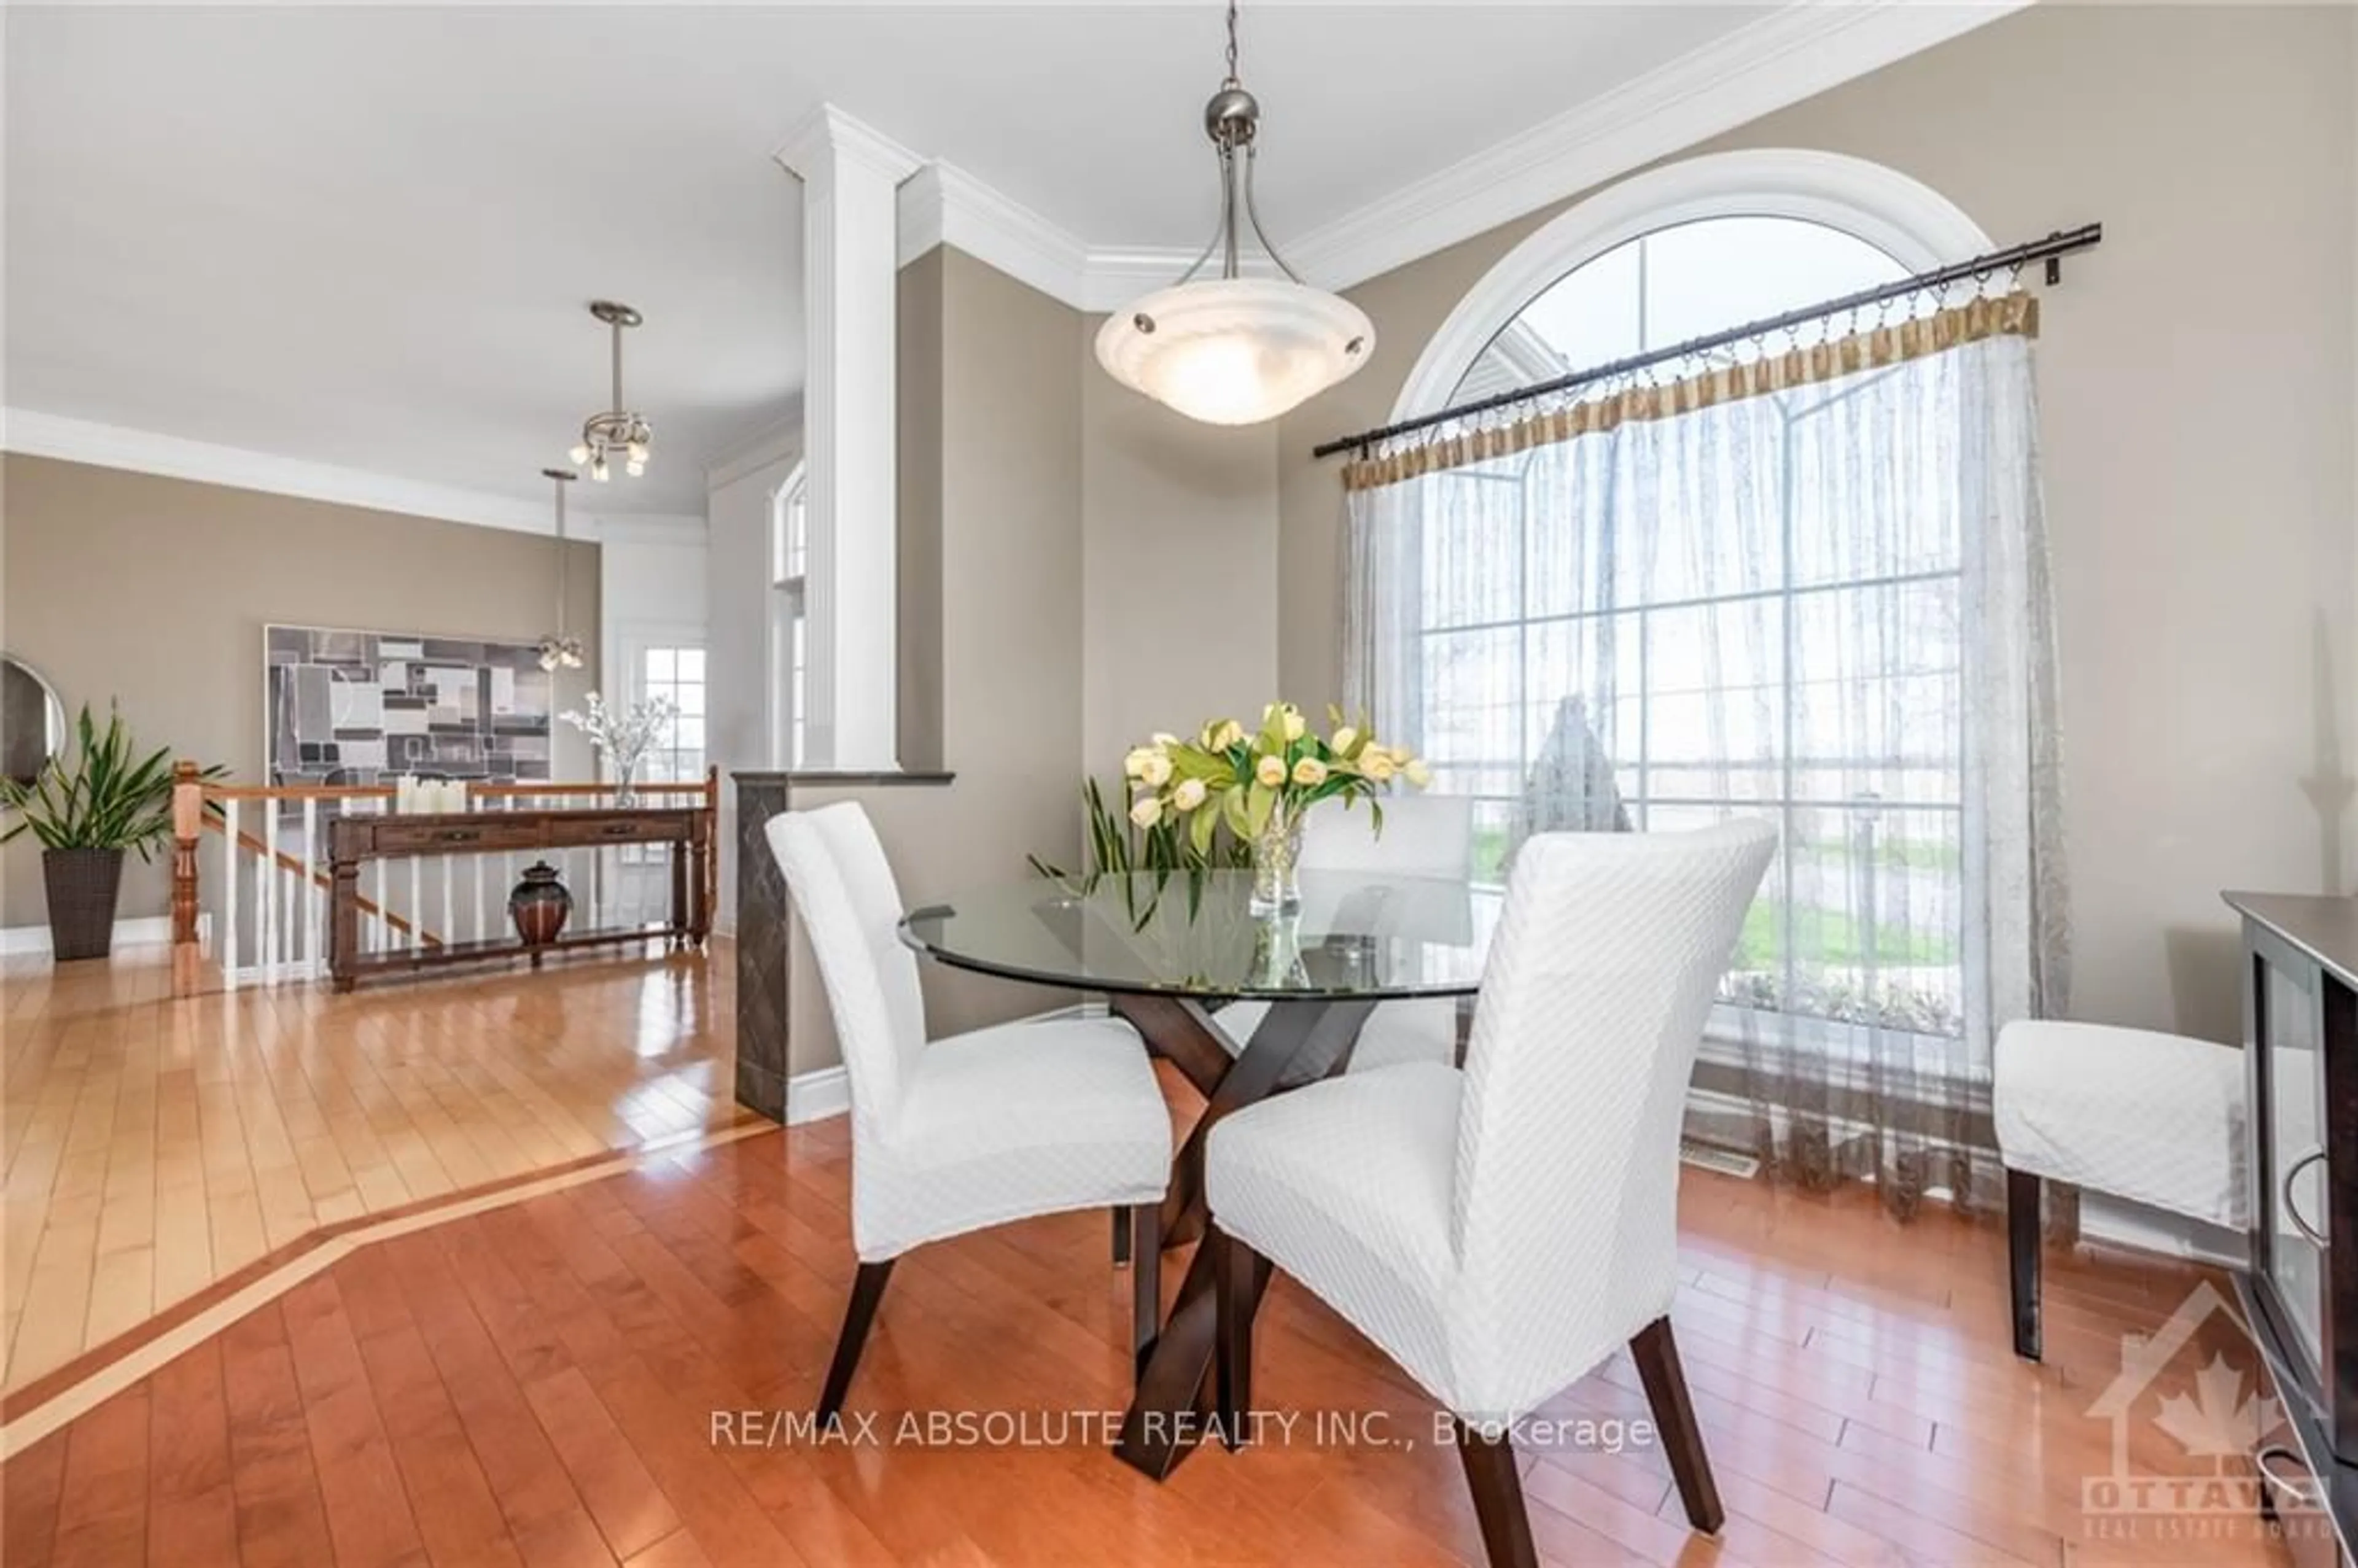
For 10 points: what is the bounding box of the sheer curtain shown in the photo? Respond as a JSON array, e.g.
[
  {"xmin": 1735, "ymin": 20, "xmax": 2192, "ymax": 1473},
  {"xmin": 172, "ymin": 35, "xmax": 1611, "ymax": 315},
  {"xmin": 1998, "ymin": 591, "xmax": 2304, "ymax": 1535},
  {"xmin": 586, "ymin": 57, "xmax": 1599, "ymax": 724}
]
[{"xmin": 1343, "ymin": 295, "xmax": 2068, "ymax": 1217}]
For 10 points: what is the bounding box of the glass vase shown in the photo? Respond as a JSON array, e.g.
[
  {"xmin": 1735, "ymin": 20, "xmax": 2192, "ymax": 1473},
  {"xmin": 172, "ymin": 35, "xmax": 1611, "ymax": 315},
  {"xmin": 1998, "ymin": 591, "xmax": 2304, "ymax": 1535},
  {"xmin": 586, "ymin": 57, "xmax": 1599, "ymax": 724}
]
[
  {"xmin": 612, "ymin": 755, "xmax": 640, "ymax": 809},
  {"xmin": 1249, "ymin": 807, "xmax": 1303, "ymax": 915},
  {"xmin": 1250, "ymin": 910, "xmax": 1308, "ymax": 990}
]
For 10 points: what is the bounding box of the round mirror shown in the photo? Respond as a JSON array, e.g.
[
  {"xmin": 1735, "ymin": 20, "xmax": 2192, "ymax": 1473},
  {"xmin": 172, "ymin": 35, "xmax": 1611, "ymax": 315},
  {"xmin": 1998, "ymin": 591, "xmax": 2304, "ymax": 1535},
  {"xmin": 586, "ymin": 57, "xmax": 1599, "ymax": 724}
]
[{"xmin": 2, "ymin": 655, "xmax": 67, "ymax": 789}]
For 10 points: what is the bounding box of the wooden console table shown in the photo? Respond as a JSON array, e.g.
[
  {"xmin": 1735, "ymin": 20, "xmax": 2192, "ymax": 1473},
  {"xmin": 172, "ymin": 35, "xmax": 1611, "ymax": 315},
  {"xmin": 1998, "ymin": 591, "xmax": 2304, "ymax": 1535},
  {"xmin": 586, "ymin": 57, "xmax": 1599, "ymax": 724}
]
[{"xmin": 328, "ymin": 807, "xmax": 712, "ymax": 992}]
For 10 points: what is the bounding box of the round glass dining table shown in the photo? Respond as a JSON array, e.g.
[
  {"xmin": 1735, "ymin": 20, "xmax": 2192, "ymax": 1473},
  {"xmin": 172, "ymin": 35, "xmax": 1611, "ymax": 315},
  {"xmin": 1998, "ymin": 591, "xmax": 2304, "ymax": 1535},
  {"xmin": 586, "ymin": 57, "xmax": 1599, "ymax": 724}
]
[{"xmin": 900, "ymin": 867, "xmax": 1500, "ymax": 1480}]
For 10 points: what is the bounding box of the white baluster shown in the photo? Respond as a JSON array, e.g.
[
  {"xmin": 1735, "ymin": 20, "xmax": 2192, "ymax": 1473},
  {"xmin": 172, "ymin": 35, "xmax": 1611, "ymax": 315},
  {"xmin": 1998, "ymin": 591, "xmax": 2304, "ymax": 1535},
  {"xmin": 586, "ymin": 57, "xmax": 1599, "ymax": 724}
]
[
  {"xmin": 408, "ymin": 856, "xmax": 422, "ymax": 952},
  {"xmin": 501, "ymin": 791, "xmax": 515, "ymax": 944},
  {"xmin": 372, "ymin": 860, "xmax": 387, "ymax": 955},
  {"xmin": 301, "ymin": 799, "xmax": 319, "ymax": 980},
  {"xmin": 222, "ymin": 799, "xmax": 242, "ymax": 990},
  {"xmin": 473, "ymin": 855, "xmax": 486, "ymax": 945},
  {"xmin": 262, "ymin": 801, "xmax": 279, "ymax": 986}
]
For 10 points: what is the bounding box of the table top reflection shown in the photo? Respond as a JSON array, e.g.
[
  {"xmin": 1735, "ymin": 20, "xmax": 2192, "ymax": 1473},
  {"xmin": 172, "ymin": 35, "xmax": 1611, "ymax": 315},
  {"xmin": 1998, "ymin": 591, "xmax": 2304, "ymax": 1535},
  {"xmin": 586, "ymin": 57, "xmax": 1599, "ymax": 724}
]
[{"xmin": 900, "ymin": 869, "xmax": 1498, "ymax": 1001}]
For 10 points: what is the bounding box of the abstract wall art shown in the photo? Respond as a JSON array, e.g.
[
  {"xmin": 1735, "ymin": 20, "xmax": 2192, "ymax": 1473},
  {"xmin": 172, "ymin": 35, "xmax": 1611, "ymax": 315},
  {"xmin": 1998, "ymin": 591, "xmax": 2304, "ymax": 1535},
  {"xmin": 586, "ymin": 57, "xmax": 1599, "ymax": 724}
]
[{"xmin": 265, "ymin": 624, "xmax": 555, "ymax": 788}]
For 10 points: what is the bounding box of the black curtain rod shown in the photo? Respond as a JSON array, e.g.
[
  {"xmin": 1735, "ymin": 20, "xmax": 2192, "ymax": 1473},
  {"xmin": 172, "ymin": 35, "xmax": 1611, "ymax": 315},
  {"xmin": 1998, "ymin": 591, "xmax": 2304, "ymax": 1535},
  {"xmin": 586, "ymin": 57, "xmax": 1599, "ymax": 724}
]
[{"xmin": 1310, "ymin": 223, "xmax": 2102, "ymax": 460}]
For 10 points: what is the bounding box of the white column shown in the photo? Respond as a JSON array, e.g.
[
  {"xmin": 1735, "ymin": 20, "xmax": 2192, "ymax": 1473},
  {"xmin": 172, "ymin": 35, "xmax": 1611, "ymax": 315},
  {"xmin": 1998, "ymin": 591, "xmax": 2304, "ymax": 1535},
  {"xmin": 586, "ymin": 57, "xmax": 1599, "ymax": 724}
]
[{"xmin": 775, "ymin": 106, "xmax": 920, "ymax": 770}]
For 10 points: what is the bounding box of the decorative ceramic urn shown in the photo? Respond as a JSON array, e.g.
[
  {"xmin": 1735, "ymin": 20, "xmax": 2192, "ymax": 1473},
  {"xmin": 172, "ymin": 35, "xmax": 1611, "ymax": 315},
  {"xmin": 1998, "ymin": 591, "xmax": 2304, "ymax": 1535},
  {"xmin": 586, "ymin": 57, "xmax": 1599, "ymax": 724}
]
[{"xmin": 508, "ymin": 861, "xmax": 572, "ymax": 947}]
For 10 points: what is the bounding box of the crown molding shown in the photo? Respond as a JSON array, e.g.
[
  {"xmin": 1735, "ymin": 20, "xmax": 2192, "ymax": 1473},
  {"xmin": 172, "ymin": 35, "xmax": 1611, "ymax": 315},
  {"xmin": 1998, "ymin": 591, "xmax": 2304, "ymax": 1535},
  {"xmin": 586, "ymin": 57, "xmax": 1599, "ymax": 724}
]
[
  {"xmin": 891, "ymin": 166, "xmax": 1269, "ymax": 316},
  {"xmin": 598, "ymin": 512, "xmax": 707, "ymax": 544},
  {"xmin": 898, "ymin": 161, "xmax": 1091, "ymax": 307},
  {"xmin": 702, "ymin": 404, "xmax": 803, "ymax": 492},
  {"xmin": 4, "ymin": 6, "xmax": 2020, "ymax": 521},
  {"xmin": 1285, "ymin": 0, "xmax": 2031, "ymax": 291},
  {"xmin": 0, "ymin": 406, "xmax": 648, "ymax": 540},
  {"xmin": 774, "ymin": 103, "xmax": 923, "ymax": 188},
  {"xmin": 890, "ymin": 1, "xmax": 2018, "ymax": 313}
]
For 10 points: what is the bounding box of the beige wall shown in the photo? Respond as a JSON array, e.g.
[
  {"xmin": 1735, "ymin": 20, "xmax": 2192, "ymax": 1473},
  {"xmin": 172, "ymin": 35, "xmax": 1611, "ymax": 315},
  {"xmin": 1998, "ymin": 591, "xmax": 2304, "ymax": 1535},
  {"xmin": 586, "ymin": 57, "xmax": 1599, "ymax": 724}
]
[
  {"xmin": 1, "ymin": 454, "xmax": 599, "ymax": 926},
  {"xmin": 1081, "ymin": 331, "xmax": 1283, "ymax": 767},
  {"xmin": 1275, "ymin": 3, "xmax": 2358, "ymax": 1044}
]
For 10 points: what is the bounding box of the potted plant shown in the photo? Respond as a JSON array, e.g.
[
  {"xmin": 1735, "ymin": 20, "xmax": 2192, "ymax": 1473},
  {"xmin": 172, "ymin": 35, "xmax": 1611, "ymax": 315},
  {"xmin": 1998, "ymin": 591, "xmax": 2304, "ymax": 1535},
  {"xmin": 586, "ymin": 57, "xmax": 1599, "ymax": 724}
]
[{"xmin": 0, "ymin": 704, "xmax": 183, "ymax": 960}]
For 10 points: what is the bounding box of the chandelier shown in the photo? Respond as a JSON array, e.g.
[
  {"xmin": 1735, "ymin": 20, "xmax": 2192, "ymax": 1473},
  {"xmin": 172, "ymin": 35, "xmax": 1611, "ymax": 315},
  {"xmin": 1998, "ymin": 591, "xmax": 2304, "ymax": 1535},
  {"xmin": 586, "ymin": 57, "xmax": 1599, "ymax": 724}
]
[
  {"xmin": 1094, "ymin": 0, "xmax": 1372, "ymax": 426},
  {"xmin": 535, "ymin": 467, "xmax": 585, "ymax": 672},
  {"xmin": 567, "ymin": 300, "xmax": 652, "ymax": 482}
]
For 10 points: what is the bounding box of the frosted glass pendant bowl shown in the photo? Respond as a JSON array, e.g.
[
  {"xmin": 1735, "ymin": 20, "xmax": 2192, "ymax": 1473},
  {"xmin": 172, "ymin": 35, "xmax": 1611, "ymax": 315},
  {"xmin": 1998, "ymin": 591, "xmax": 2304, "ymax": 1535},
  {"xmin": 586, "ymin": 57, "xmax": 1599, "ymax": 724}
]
[{"xmin": 1097, "ymin": 278, "xmax": 1374, "ymax": 426}]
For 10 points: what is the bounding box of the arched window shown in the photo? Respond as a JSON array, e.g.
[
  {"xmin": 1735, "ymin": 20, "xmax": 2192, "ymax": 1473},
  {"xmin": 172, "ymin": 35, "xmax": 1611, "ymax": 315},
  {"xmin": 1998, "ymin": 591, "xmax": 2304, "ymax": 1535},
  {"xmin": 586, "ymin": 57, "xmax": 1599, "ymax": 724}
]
[
  {"xmin": 1452, "ymin": 217, "xmax": 1907, "ymax": 403},
  {"xmin": 1351, "ymin": 150, "xmax": 2060, "ymax": 1209},
  {"xmin": 1408, "ymin": 214, "xmax": 1915, "ymax": 887},
  {"xmin": 1351, "ymin": 153, "xmax": 2055, "ymax": 1055},
  {"xmin": 1389, "ymin": 148, "xmax": 1991, "ymax": 417},
  {"xmin": 769, "ymin": 466, "xmax": 809, "ymax": 769}
]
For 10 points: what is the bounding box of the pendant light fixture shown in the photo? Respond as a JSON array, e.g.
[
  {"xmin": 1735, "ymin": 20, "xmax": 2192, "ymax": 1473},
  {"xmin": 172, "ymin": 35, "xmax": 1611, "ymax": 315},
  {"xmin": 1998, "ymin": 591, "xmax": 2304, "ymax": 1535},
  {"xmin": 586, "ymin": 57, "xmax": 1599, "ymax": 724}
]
[
  {"xmin": 535, "ymin": 467, "xmax": 586, "ymax": 672},
  {"xmin": 567, "ymin": 300, "xmax": 653, "ymax": 483},
  {"xmin": 1094, "ymin": 0, "xmax": 1372, "ymax": 426}
]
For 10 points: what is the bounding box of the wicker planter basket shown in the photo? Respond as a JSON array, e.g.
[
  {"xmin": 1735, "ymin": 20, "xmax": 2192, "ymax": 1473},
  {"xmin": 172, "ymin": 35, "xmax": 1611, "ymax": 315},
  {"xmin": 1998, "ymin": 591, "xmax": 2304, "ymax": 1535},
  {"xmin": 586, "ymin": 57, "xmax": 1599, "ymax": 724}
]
[{"xmin": 42, "ymin": 847, "xmax": 124, "ymax": 961}]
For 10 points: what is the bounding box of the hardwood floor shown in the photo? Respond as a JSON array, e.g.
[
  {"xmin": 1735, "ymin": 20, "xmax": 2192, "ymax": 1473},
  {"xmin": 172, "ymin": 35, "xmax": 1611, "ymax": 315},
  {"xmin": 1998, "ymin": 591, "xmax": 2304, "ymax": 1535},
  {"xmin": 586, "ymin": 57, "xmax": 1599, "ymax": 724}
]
[
  {"xmin": 1, "ymin": 942, "xmax": 736, "ymax": 1396},
  {"xmin": 0, "ymin": 1087, "xmax": 2304, "ymax": 1567}
]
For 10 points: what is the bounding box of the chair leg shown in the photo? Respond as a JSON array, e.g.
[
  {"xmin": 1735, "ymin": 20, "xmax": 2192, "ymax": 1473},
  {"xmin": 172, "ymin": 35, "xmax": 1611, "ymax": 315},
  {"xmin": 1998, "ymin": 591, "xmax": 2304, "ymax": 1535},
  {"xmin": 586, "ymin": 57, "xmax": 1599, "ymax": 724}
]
[
  {"xmin": 1630, "ymin": 1318, "xmax": 1723, "ymax": 1534},
  {"xmin": 815, "ymin": 1260, "xmax": 893, "ymax": 1428},
  {"xmin": 1452, "ymin": 1419, "xmax": 1538, "ymax": 1568},
  {"xmin": 1112, "ymin": 1205, "xmax": 1133, "ymax": 1267},
  {"xmin": 1130, "ymin": 1202, "xmax": 1161, "ymax": 1380},
  {"xmin": 2009, "ymin": 1166, "xmax": 2043, "ymax": 1362},
  {"xmin": 1215, "ymin": 1227, "xmax": 1263, "ymax": 1450}
]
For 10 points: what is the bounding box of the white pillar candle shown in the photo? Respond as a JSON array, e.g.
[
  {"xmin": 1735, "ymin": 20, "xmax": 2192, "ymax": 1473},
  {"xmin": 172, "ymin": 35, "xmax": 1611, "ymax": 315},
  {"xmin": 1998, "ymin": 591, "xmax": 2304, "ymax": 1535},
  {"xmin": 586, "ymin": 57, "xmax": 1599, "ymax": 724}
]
[{"xmin": 395, "ymin": 775, "xmax": 418, "ymax": 814}]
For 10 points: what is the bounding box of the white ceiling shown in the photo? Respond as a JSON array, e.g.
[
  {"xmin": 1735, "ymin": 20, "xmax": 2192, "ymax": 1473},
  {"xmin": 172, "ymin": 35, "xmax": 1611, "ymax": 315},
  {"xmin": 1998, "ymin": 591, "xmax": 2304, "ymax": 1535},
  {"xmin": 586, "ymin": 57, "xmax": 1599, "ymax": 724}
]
[{"xmin": 5, "ymin": 3, "xmax": 1802, "ymax": 515}]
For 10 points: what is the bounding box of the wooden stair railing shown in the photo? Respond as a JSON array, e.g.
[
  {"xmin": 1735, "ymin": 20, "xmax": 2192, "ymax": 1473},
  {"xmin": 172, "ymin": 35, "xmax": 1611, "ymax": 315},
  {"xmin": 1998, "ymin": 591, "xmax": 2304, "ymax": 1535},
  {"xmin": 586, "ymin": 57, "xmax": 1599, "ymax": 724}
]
[
  {"xmin": 201, "ymin": 810, "xmax": 442, "ymax": 947},
  {"xmin": 169, "ymin": 763, "xmax": 722, "ymax": 996}
]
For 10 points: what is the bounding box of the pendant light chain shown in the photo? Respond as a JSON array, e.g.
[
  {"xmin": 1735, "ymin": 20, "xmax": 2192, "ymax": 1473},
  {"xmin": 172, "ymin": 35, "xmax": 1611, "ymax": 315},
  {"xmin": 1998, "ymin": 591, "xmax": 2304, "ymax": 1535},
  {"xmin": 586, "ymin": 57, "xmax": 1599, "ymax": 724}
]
[
  {"xmin": 553, "ymin": 472, "xmax": 569, "ymax": 636},
  {"xmin": 610, "ymin": 315, "xmax": 625, "ymax": 414},
  {"xmin": 535, "ymin": 467, "xmax": 585, "ymax": 672},
  {"xmin": 1089, "ymin": 0, "xmax": 1375, "ymax": 425}
]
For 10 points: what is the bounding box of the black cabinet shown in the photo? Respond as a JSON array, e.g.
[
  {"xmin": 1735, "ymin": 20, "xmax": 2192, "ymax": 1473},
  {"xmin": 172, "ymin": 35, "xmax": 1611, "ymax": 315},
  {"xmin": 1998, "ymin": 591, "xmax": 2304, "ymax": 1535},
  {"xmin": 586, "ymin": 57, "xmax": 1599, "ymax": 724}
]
[{"xmin": 2231, "ymin": 893, "xmax": 2358, "ymax": 1564}]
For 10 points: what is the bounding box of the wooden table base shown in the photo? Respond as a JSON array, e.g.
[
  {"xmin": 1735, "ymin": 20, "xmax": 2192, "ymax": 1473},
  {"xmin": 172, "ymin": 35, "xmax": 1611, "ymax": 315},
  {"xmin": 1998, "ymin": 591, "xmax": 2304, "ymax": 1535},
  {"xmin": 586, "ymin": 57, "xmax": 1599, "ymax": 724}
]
[{"xmin": 1110, "ymin": 993, "xmax": 1376, "ymax": 1480}]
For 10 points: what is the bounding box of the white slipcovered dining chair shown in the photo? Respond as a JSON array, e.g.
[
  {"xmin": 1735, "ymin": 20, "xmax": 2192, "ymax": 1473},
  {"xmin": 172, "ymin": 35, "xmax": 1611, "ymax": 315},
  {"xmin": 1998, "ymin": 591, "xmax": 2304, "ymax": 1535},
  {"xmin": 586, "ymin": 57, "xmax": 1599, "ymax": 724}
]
[
  {"xmin": 765, "ymin": 803, "xmax": 1174, "ymax": 1424},
  {"xmin": 1995, "ymin": 1020, "xmax": 2247, "ymax": 1360},
  {"xmin": 1205, "ymin": 820, "xmax": 1777, "ymax": 1568},
  {"xmin": 1216, "ymin": 793, "xmax": 1476, "ymax": 1072}
]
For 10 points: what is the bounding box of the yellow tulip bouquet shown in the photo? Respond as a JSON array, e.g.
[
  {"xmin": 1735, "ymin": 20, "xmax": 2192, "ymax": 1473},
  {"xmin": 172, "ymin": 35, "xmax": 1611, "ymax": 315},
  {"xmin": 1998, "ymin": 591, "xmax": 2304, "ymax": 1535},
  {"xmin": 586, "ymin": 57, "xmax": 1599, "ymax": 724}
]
[{"xmin": 1125, "ymin": 702, "xmax": 1428, "ymax": 913}]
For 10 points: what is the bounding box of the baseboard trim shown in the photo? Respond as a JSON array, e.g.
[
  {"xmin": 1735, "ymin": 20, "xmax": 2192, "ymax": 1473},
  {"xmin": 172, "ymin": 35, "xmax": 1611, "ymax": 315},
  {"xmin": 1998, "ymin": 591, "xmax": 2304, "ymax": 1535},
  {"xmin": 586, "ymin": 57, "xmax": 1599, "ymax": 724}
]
[
  {"xmin": 785, "ymin": 1065, "xmax": 848, "ymax": 1125},
  {"xmin": 0, "ymin": 914, "xmax": 206, "ymax": 957}
]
